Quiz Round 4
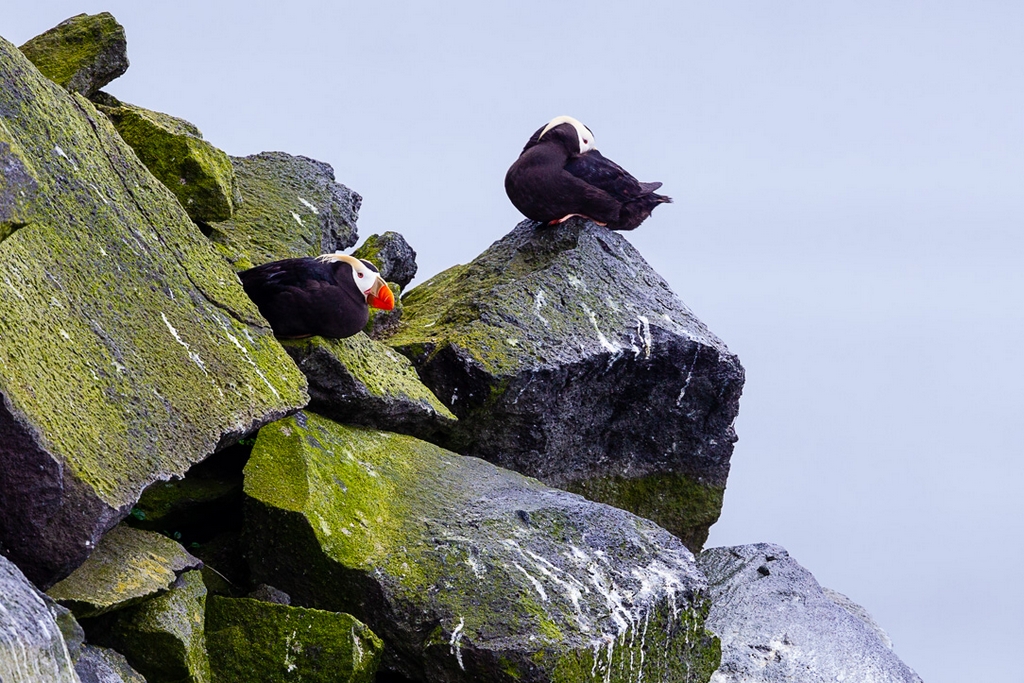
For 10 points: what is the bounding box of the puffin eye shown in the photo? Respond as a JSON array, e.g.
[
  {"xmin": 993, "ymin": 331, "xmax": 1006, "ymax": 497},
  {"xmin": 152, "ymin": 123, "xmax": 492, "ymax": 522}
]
[{"xmin": 358, "ymin": 272, "xmax": 364, "ymax": 278}]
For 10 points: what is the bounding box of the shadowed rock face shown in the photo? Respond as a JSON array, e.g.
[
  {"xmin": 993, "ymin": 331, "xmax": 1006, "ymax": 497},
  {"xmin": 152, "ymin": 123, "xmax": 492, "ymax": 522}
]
[
  {"xmin": 244, "ymin": 413, "xmax": 722, "ymax": 683},
  {"xmin": 352, "ymin": 232, "xmax": 418, "ymax": 289},
  {"xmin": 0, "ymin": 555, "xmax": 79, "ymax": 683},
  {"xmin": 18, "ymin": 13, "xmax": 129, "ymax": 97},
  {"xmin": 207, "ymin": 152, "xmax": 360, "ymax": 269},
  {"xmin": 390, "ymin": 218, "xmax": 744, "ymax": 550},
  {"xmin": 0, "ymin": 38, "xmax": 307, "ymax": 588},
  {"xmin": 697, "ymin": 544, "xmax": 924, "ymax": 683},
  {"xmin": 76, "ymin": 645, "xmax": 147, "ymax": 683}
]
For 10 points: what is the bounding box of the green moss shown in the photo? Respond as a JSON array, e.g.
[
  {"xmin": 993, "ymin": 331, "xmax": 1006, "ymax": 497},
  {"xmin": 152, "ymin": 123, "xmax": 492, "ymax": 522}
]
[
  {"xmin": 206, "ymin": 597, "xmax": 382, "ymax": 682},
  {"xmin": 100, "ymin": 103, "xmax": 235, "ymax": 222},
  {"xmin": 0, "ymin": 39, "xmax": 307, "ymax": 509},
  {"xmin": 18, "ymin": 13, "xmax": 125, "ymax": 94},
  {"xmin": 0, "ymin": 125, "xmax": 40, "ymax": 238},
  {"xmin": 47, "ymin": 526, "xmax": 200, "ymax": 618},
  {"xmin": 102, "ymin": 570, "xmax": 211, "ymax": 683},
  {"xmin": 565, "ymin": 473, "xmax": 724, "ymax": 552}
]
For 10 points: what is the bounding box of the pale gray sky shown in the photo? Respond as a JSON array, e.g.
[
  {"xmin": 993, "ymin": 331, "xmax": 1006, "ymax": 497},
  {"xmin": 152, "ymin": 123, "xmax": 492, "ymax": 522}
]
[{"xmin": 5, "ymin": 3, "xmax": 1023, "ymax": 682}]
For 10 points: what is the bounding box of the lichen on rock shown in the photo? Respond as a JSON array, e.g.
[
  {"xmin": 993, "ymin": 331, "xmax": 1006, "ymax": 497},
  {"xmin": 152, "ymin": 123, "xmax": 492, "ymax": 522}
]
[
  {"xmin": 18, "ymin": 12, "xmax": 129, "ymax": 97},
  {"xmin": 389, "ymin": 218, "xmax": 744, "ymax": 550},
  {"xmin": 96, "ymin": 101, "xmax": 237, "ymax": 223},
  {"xmin": 281, "ymin": 333, "xmax": 456, "ymax": 443},
  {"xmin": 0, "ymin": 37, "xmax": 307, "ymax": 588},
  {"xmin": 206, "ymin": 151, "xmax": 360, "ymax": 269},
  {"xmin": 244, "ymin": 413, "xmax": 720, "ymax": 682},
  {"xmin": 47, "ymin": 525, "xmax": 202, "ymax": 619},
  {"xmin": 351, "ymin": 231, "xmax": 418, "ymax": 288},
  {"xmin": 206, "ymin": 596, "xmax": 382, "ymax": 682}
]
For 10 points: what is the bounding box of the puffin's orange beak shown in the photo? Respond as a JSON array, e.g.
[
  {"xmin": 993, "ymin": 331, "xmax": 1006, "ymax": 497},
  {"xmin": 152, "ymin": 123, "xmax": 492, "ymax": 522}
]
[{"xmin": 367, "ymin": 279, "xmax": 395, "ymax": 311}]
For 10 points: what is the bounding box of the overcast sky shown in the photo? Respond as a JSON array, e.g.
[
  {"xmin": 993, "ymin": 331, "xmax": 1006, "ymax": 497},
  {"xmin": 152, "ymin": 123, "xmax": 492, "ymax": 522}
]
[{"xmin": 5, "ymin": 3, "xmax": 1023, "ymax": 682}]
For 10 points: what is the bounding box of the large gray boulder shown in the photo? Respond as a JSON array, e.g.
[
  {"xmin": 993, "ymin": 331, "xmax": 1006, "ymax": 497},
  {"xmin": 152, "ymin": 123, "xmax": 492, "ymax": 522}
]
[
  {"xmin": 697, "ymin": 544, "xmax": 923, "ymax": 683},
  {"xmin": 18, "ymin": 12, "xmax": 128, "ymax": 97},
  {"xmin": 244, "ymin": 412, "xmax": 721, "ymax": 683},
  {"xmin": 207, "ymin": 151, "xmax": 360, "ymax": 269},
  {"xmin": 390, "ymin": 218, "xmax": 744, "ymax": 550},
  {"xmin": 0, "ymin": 38, "xmax": 307, "ymax": 588},
  {"xmin": 76, "ymin": 646, "xmax": 146, "ymax": 683},
  {"xmin": 0, "ymin": 555, "xmax": 79, "ymax": 683}
]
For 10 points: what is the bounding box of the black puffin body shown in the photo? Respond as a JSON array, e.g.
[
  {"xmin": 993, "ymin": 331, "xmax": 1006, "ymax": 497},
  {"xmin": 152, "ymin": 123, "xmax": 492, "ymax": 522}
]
[
  {"xmin": 504, "ymin": 115, "xmax": 672, "ymax": 231},
  {"xmin": 239, "ymin": 254, "xmax": 394, "ymax": 339}
]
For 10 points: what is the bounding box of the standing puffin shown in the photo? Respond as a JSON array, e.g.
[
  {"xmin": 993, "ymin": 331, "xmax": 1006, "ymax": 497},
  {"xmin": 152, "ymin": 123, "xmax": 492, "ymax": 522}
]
[
  {"xmin": 239, "ymin": 254, "xmax": 394, "ymax": 339},
  {"xmin": 504, "ymin": 115, "xmax": 672, "ymax": 231}
]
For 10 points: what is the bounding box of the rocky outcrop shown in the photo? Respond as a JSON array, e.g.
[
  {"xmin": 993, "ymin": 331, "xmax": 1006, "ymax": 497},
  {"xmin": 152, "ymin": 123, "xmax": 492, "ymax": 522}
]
[
  {"xmin": 76, "ymin": 646, "xmax": 147, "ymax": 683},
  {"xmin": 89, "ymin": 570, "xmax": 211, "ymax": 683},
  {"xmin": 18, "ymin": 13, "xmax": 128, "ymax": 97},
  {"xmin": 0, "ymin": 555, "xmax": 79, "ymax": 683},
  {"xmin": 0, "ymin": 131, "xmax": 39, "ymax": 241},
  {"xmin": 244, "ymin": 413, "xmax": 721, "ymax": 683},
  {"xmin": 390, "ymin": 218, "xmax": 744, "ymax": 550},
  {"xmin": 95, "ymin": 98, "xmax": 237, "ymax": 223},
  {"xmin": 281, "ymin": 333, "xmax": 456, "ymax": 442},
  {"xmin": 697, "ymin": 544, "xmax": 923, "ymax": 683},
  {"xmin": 0, "ymin": 38, "xmax": 307, "ymax": 588},
  {"xmin": 47, "ymin": 526, "xmax": 202, "ymax": 618},
  {"xmin": 352, "ymin": 231, "xmax": 418, "ymax": 288},
  {"xmin": 207, "ymin": 151, "xmax": 360, "ymax": 269},
  {"xmin": 206, "ymin": 597, "xmax": 382, "ymax": 682}
]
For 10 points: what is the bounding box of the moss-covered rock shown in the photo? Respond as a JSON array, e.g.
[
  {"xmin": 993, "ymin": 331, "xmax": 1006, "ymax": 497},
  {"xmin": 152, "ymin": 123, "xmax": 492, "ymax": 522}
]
[
  {"xmin": 244, "ymin": 413, "xmax": 720, "ymax": 683},
  {"xmin": 97, "ymin": 101, "xmax": 236, "ymax": 222},
  {"xmin": 18, "ymin": 12, "xmax": 128, "ymax": 97},
  {"xmin": 90, "ymin": 570, "xmax": 211, "ymax": 683},
  {"xmin": 76, "ymin": 645, "xmax": 147, "ymax": 683},
  {"xmin": 351, "ymin": 231, "xmax": 418, "ymax": 288},
  {"xmin": 389, "ymin": 218, "xmax": 745, "ymax": 551},
  {"xmin": 0, "ymin": 127, "xmax": 40, "ymax": 241},
  {"xmin": 0, "ymin": 38, "xmax": 308, "ymax": 589},
  {"xmin": 206, "ymin": 596, "xmax": 382, "ymax": 682},
  {"xmin": 281, "ymin": 333, "xmax": 455, "ymax": 443},
  {"xmin": 206, "ymin": 152, "xmax": 359, "ymax": 270},
  {"xmin": 0, "ymin": 555, "xmax": 79, "ymax": 683},
  {"xmin": 47, "ymin": 525, "xmax": 202, "ymax": 618}
]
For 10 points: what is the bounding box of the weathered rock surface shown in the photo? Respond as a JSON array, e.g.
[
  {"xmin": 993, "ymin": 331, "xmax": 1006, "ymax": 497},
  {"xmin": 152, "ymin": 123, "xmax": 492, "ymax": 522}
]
[
  {"xmin": 96, "ymin": 100, "xmax": 236, "ymax": 222},
  {"xmin": 352, "ymin": 231, "xmax": 418, "ymax": 288},
  {"xmin": 44, "ymin": 596, "xmax": 86, "ymax": 662},
  {"xmin": 0, "ymin": 131, "xmax": 39, "ymax": 241},
  {"xmin": 89, "ymin": 570, "xmax": 211, "ymax": 683},
  {"xmin": 206, "ymin": 596, "xmax": 382, "ymax": 682},
  {"xmin": 282, "ymin": 334, "xmax": 456, "ymax": 442},
  {"xmin": 18, "ymin": 12, "xmax": 128, "ymax": 97},
  {"xmin": 697, "ymin": 544, "xmax": 923, "ymax": 683},
  {"xmin": 48, "ymin": 525, "xmax": 202, "ymax": 618},
  {"xmin": 244, "ymin": 413, "xmax": 720, "ymax": 683},
  {"xmin": 0, "ymin": 39, "xmax": 307, "ymax": 588},
  {"xmin": 207, "ymin": 151, "xmax": 360, "ymax": 269},
  {"xmin": 76, "ymin": 645, "xmax": 147, "ymax": 683},
  {"xmin": 390, "ymin": 218, "xmax": 744, "ymax": 550},
  {"xmin": 0, "ymin": 555, "xmax": 79, "ymax": 682}
]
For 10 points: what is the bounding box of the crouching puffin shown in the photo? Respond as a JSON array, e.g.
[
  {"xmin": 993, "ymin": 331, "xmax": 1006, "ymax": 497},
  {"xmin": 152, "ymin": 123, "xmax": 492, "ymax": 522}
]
[
  {"xmin": 504, "ymin": 115, "xmax": 672, "ymax": 231},
  {"xmin": 239, "ymin": 254, "xmax": 394, "ymax": 339}
]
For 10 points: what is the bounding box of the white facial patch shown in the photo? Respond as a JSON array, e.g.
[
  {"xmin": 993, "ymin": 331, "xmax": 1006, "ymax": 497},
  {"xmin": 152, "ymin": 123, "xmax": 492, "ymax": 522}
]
[
  {"xmin": 538, "ymin": 115, "xmax": 596, "ymax": 153},
  {"xmin": 316, "ymin": 253, "xmax": 376, "ymax": 294}
]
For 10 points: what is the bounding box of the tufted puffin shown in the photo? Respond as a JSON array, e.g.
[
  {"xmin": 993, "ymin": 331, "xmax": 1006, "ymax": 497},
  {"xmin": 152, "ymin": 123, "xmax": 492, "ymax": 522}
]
[
  {"xmin": 239, "ymin": 254, "xmax": 395, "ymax": 339},
  {"xmin": 504, "ymin": 115, "xmax": 672, "ymax": 231}
]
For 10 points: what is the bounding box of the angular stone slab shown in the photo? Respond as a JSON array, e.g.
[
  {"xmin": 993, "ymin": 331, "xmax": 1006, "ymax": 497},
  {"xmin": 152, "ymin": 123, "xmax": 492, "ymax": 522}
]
[
  {"xmin": 48, "ymin": 525, "xmax": 201, "ymax": 618},
  {"xmin": 244, "ymin": 413, "xmax": 721, "ymax": 683},
  {"xmin": 390, "ymin": 218, "xmax": 745, "ymax": 550},
  {"xmin": 0, "ymin": 39, "xmax": 307, "ymax": 588},
  {"xmin": 281, "ymin": 333, "xmax": 456, "ymax": 442},
  {"xmin": 0, "ymin": 555, "xmax": 79, "ymax": 683},
  {"xmin": 207, "ymin": 151, "xmax": 360, "ymax": 269},
  {"xmin": 206, "ymin": 596, "xmax": 382, "ymax": 682},
  {"xmin": 0, "ymin": 129, "xmax": 40, "ymax": 241},
  {"xmin": 97, "ymin": 100, "xmax": 236, "ymax": 222},
  {"xmin": 76, "ymin": 645, "xmax": 147, "ymax": 683},
  {"xmin": 93, "ymin": 570, "xmax": 211, "ymax": 683},
  {"xmin": 697, "ymin": 544, "xmax": 923, "ymax": 683},
  {"xmin": 352, "ymin": 231, "xmax": 418, "ymax": 288},
  {"xmin": 18, "ymin": 12, "xmax": 128, "ymax": 97}
]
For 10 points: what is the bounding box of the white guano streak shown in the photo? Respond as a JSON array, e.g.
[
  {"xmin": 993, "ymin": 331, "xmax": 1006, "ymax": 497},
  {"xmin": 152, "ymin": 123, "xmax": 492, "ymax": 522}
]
[{"xmin": 162, "ymin": 313, "xmax": 207, "ymax": 374}]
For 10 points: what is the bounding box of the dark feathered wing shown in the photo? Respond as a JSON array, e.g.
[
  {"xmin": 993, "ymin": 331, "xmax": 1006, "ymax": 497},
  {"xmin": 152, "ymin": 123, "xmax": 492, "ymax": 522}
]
[{"xmin": 563, "ymin": 150, "xmax": 672, "ymax": 231}]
